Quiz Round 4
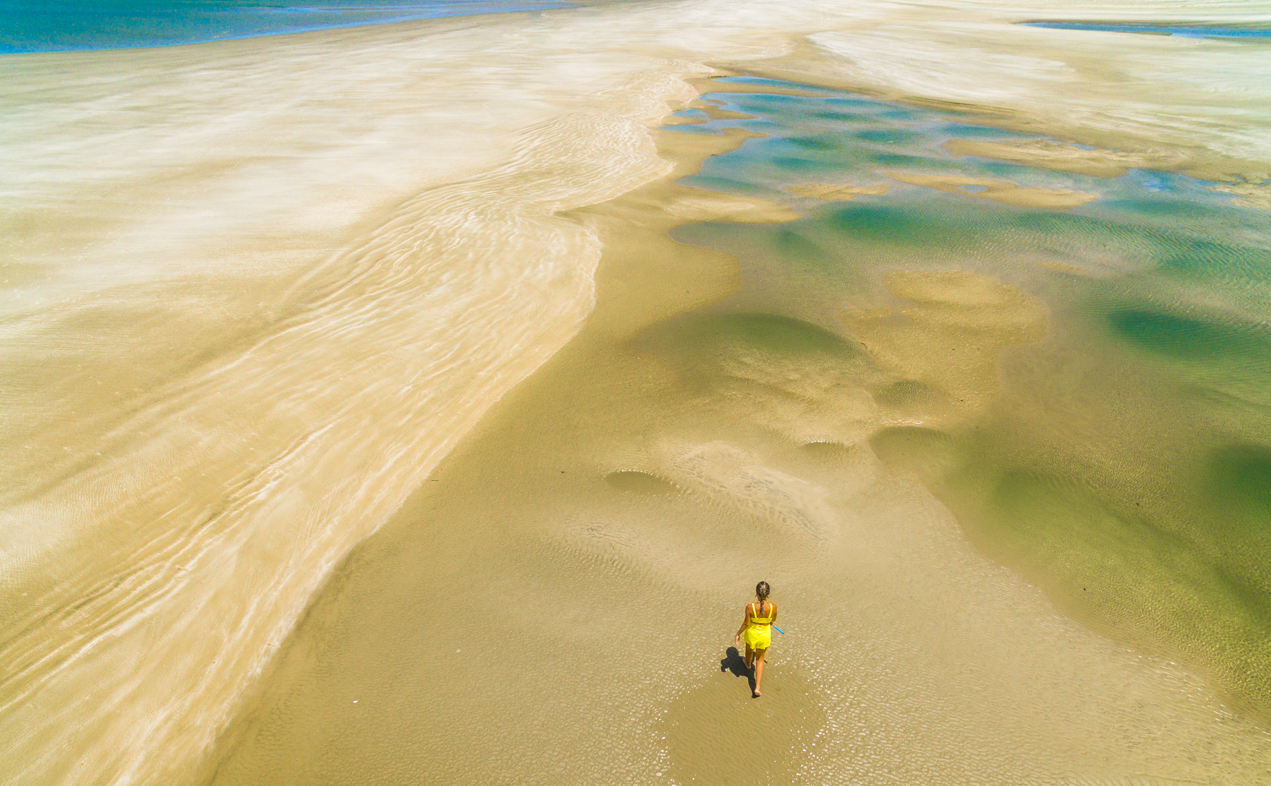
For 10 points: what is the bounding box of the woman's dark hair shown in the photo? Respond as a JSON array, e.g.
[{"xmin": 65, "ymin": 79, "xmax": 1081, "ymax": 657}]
[{"xmin": 756, "ymin": 581, "xmax": 770, "ymax": 614}]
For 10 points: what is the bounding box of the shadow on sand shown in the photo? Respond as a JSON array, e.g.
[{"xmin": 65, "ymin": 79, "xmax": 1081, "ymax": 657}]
[{"xmin": 721, "ymin": 646, "xmax": 756, "ymax": 696}]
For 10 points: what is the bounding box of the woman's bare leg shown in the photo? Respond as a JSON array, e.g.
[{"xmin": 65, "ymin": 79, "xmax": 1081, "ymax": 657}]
[
  {"xmin": 743, "ymin": 643, "xmax": 754, "ymax": 670},
  {"xmin": 753, "ymin": 648, "xmax": 768, "ymax": 696}
]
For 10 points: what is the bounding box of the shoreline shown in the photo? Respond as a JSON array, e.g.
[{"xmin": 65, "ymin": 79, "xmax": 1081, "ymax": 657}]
[
  {"xmin": 0, "ymin": 13, "xmax": 719, "ymax": 780},
  {"xmin": 718, "ymin": 60, "xmax": 1271, "ymax": 188},
  {"xmin": 201, "ymin": 74, "xmax": 1271, "ymax": 783},
  {"xmin": 0, "ymin": 0, "xmax": 577, "ymax": 55},
  {"xmin": 197, "ymin": 87, "xmax": 803, "ymax": 784},
  {"xmin": 4, "ymin": 1, "xmax": 1271, "ymax": 782}
]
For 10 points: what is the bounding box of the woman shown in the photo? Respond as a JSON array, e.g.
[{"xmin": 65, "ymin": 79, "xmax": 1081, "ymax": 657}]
[{"xmin": 734, "ymin": 581, "xmax": 777, "ymax": 697}]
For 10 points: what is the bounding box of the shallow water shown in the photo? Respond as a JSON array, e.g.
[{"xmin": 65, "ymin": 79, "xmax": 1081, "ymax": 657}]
[
  {"xmin": 0, "ymin": 0, "xmax": 572, "ymax": 52},
  {"xmin": 675, "ymin": 81, "xmax": 1271, "ymax": 719},
  {"xmin": 4, "ymin": 1, "xmax": 1271, "ymax": 783},
  {"xmin": 204, "ymin": 80, "xmax": 1271, "ymax": 784},
  {"xmin": 1022, "ymin": 21, "xmax": 1271, "ymax": 39}
]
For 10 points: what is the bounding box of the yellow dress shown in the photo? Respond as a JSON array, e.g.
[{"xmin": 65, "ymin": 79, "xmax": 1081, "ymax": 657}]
[{"xmin": 743, "ymin": 602, "xmax": 775, "ymax": 650}]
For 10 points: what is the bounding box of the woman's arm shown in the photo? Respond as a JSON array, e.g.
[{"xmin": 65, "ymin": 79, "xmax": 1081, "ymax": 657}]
[{"xmin": 734, "ymin": 606, "xmax": 751, "ymax": 645}]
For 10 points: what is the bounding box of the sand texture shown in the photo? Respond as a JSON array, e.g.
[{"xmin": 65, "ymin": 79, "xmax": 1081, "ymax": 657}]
[
  {"xmin": 203, "ymin": 118, "xmax": 1271, "ymax": 786},
  {"xmin": 787, "ymin": 182, "xmax": 892, "ymax": 201},
  {"xmin": 1209, "ymin": 180, "xmax": 1271, "ymax": 211},
  {"xmin": 3, "ymin": 0, "xmax": 1271, "ymax": 784},
  {"xmin": 884, "ymin": 170, "xmax": 1100, "ymax": 209},
  {"xmin": 942, "ymin": 138, "xmax": 1147, "ymax": 178}
]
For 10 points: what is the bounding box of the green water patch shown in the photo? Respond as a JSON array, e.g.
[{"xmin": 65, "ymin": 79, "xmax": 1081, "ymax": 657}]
[
  {"xmin": 868, "ymin": 152, "xmax": 947, "ymax": 169},
  {"xmin": 1205, "ymin": 444, "xmax": 1271, "ymax": 591},
  {"xmin": 1108, "ymin": 308, "xmax": 1271, "ymax": 361},
  {"xmin": 811, "ymin": 108, "xmax": 877, "ymax": 122},
  {"xmin": 1000, "ymin": 206, "xmax": 1270, "ymax": 288},
  {"xmin": 854, "ymin": 127, "xmax": 926, "ymax": 145},
  {"xmin": 1101, "ymin": 197, "xmax": 1214, "ymax": 220},
  {"xmin": 769, "ymin": 155, "xmax": 842, "ymax": 176},
  {"xmin": 877, "ymin": 106, "xmax": 927, "ymax": 121},
  {"xmin": 941, "ymin": 123, "xmax": 1027, "ymax": 140},
  {"xmin": 627, "ymin": 311, "xmax": 877, "ymax": 401},
  {"xmin": 685, "ymin": 174, "xmax": 778, "ymax": 201},
  {"xmin": 604, "ymin": 470, "xmax": 681, "ymax": 495},
  {"xmin": 781, "ymin": 134, "xmax": 841, "ymax": 152},
  {"xmin": 877, "ymin": 428, "xmax": 1271, "ymax": 719},
  {"xmin": 812, "ymin": 189, "xmax": 1133, "ymax": 253},
  {"xmin": 869, "ymin": 425, "xmax": 959, "ymax": 477},
  {"xmin": 635, "ymin": 311, "xmax": 864, "ymax": 361},
  {"xmin": 1211, "ymin": 443, "xmax": 1271, "ymax": 510},
  {"xmin": 1155, "ymin": 238, "xmax": 1271, "ymax": 285},
  {"xmin": 685, "ymin": 85, "xmax": 964, "ymax": 195},
  {"xmin": 671, "ymin": 75, "xmax": 1271, "ymax": 721},
  {"xmin": 1004, "ymin": 206, "xmax": 1177, "ymax": 242},
  {"xmin": 669, "ymin": 217, "xmax": 868, "ymax": 327},
  {"xmin": 983, "ymin": 463, "xmax": 1271, "ymax": 632},
  {"xmin": 823, "ymin": 203, "xmax": 966, "ymax": 248},
  {"xmin": 676, "ymin": 220, "xmax": 838, "ymax": 270},
  {"xmin": 761, "ymin": 226, "xmax": 839, "ymax": 272}
]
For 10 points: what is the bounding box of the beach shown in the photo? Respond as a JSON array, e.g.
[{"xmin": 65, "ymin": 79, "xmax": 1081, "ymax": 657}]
[{"xmin": 2, "ymin": 1, "xmax": 1270, "ymax": 784}]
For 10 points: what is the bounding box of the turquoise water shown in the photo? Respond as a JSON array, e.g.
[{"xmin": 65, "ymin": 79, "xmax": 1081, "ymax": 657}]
[
  {"xmin": 665, "ymin": 78, "xmax": 1271, "ymax": 717},
  {"xmin": 1022, "ymin": 21, "xmax": 1271, "ymax": 40},
  {"xmin": 0, "ymin": 0, "xmax": 570, "ymax": 52}
]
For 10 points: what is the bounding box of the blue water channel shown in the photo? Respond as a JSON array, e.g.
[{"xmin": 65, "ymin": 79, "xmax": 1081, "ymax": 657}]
[{"xmin": 1022, "ymin": 21, "xmax": 1271, "ymax": 39}]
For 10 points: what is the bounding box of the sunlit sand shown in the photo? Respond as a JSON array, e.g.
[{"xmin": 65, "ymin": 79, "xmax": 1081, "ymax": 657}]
[
  {"xmin": 942, "ymin": 138, "xmax": 1147, "ymax": 179},
  {"xmin": 787, "ymin": 183, "xmax": 892, "ymax": 201},
  {"xmin": 2, "ymin": 1, "xmax": 1270, "ymax": 784},
  {"xmin": 792, "ymin": 173, "xmax": 1099, "ymax": 210},
  {"xmin": 883, "ymin": 171, "xmax": 1100, "ymax": 210},
  {"xmin": 202, "ymin": 112, "xmax": 1271, "ymax": 784}
]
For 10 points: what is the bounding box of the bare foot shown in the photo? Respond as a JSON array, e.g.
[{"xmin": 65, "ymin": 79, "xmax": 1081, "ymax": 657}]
[
  {"xmin": 743, "ymin": 659, "xmax": 753, "ymax": 671},
  {"xmin": 753, "ymin": 688, "xmax": 762, "ymax": 698}
]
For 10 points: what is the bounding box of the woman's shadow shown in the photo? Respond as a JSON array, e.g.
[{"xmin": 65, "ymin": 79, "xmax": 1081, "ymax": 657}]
[{"xmin": 720, "ymin": 646, "xmax": 756, "ymax": 695}]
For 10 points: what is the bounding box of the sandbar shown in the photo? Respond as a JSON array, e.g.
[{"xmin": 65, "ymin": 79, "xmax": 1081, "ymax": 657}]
[{"xmin": 885, "ymin": 170, "xmax": 1100, "ymax": 209}]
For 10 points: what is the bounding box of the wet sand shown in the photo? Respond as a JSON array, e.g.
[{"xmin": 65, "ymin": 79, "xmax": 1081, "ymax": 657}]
[
  {"xmin": 0, "ymin": 16, "xmax": 713, "ymax": 785},
  {"xmin": 201, "ymin": 94, "xmax": 1271, "ymax": 784},
  {"xmin": 792, "ymin": 172, "xmax": 1099, "ymax": 210},
  {"xmin": 787, "ymin": 183, "xmax": 892, "ymax": 201},
  {"xmin": 4, "ymin": 1, "xmax": 1271, "ymax": 783},
  {"xmin": 941, "ymin": 138, "xmax": 1146, "ymax": 179},
  {"xmin": 882, "ymin": 171, "xmax": 1100, "ymax": 210}
]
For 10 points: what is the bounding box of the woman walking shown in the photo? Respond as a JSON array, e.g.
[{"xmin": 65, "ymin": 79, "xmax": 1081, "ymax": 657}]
[{"xmin": 734, "ymin": 581, "xmax": 777, "ymax": 697}]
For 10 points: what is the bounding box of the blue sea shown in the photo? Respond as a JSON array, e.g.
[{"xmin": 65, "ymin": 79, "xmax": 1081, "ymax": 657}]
[
  {"xmin": 1022, "ymin": 21, "xmax": 1271, "ymax": 40},
  {"xmin": 0, "ymin": 0, "xmax": 570, "ymax": 52}
]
